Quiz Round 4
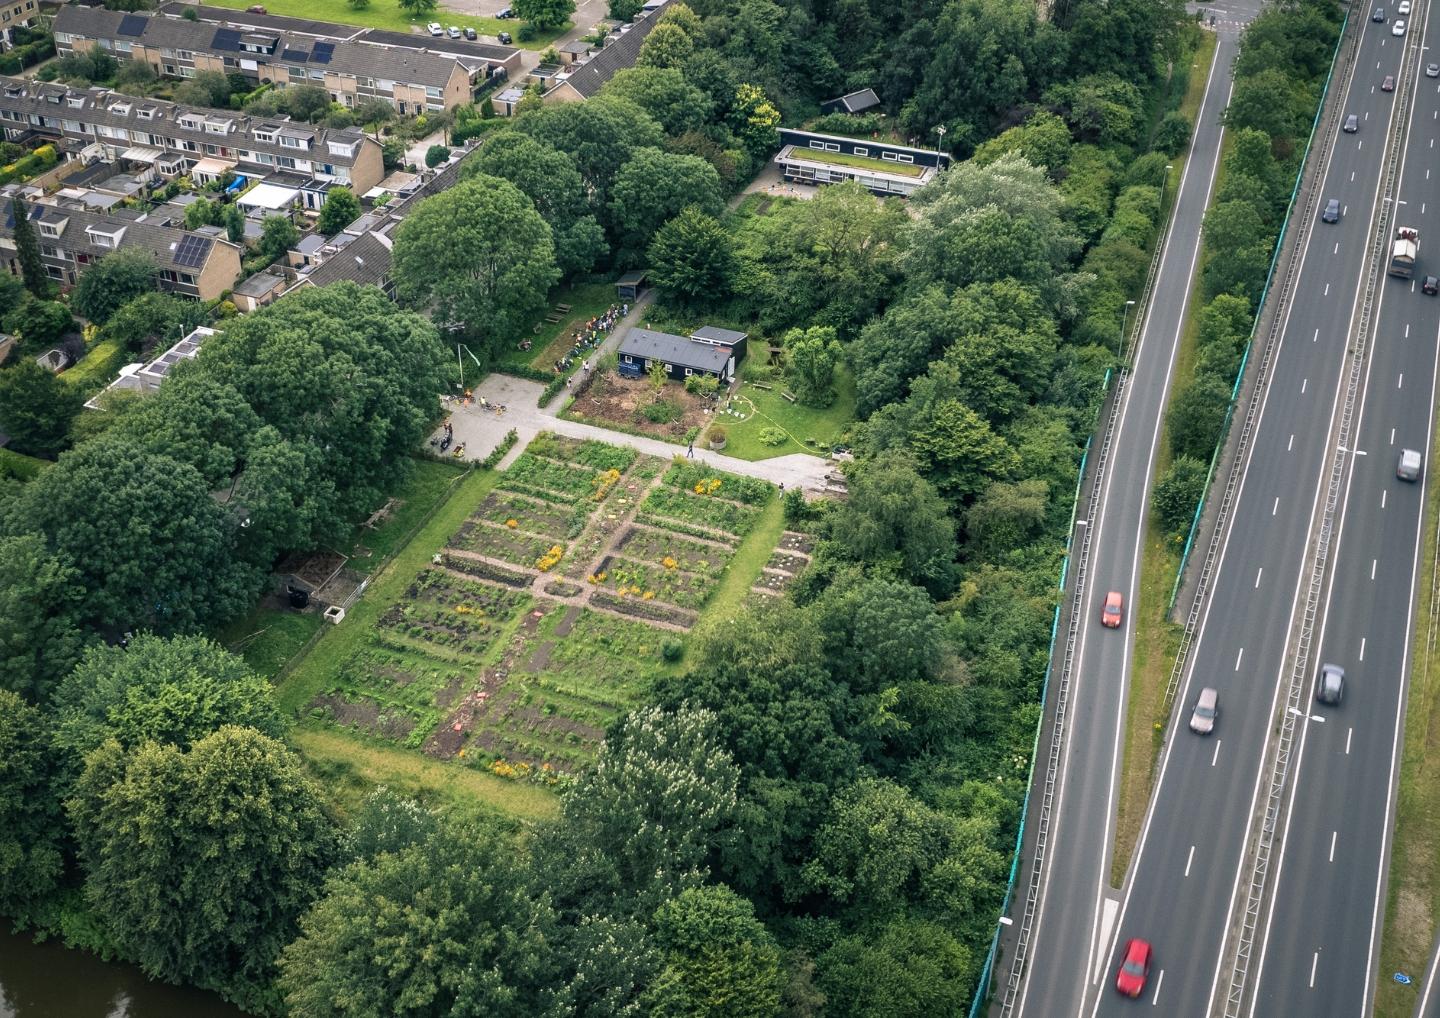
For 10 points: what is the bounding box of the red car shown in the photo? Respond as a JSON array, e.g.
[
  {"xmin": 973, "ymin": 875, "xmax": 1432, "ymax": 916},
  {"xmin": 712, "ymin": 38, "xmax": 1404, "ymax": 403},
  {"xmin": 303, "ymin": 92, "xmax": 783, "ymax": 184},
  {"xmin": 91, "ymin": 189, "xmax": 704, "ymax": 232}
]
[
  {"xmin": 1115, "ymin": 938, "xmax": 1152, "ymax": 998},
  {"xmin": 1101, "ymin": 590, "xmax": 1124, "ymax": 628}
]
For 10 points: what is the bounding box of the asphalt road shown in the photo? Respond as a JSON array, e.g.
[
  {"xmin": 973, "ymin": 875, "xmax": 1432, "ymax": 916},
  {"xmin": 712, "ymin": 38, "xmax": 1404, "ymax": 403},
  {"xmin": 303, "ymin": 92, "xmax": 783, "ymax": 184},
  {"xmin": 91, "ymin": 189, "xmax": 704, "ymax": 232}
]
[
  {"xmin": 1087, "ymin": 8, "xmax": 1438, "ymax": 1017},
  {"xmin": 1004, "ymin": 18, "xmax": 1246, "ymax": 1018},
  {"xmin": 1247, "ymin": 3, "xmax": 1440, "ymax": 1013}
]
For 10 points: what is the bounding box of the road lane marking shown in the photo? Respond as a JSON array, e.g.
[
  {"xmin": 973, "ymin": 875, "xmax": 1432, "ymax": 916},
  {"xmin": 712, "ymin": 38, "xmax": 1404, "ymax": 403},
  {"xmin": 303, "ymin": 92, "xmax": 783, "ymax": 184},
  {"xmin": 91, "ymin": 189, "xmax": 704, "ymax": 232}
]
[
  {"xmin": 1407, "ymin": 323, "xmax": 1412, "ymax": 337},
  {"xmin": 1347, "ymin": 727, "xmax": 1353, "ymax": 754},
  {"xmin": 1330, "ymin": 831, "xmax": 1337, "ymax": 862},
  {"xmin": 1212, "ymin": 739, "xmax": 1222, "ymax": 767},
  {"xmin": 1384, "ymin": 489, "xmax": 1389, "ymax": 508},
  {"xmin": 1314, "ymin": 328, "xmax": 1320, "ymax": 342},
  {"xmin": 1334, "ymin": 242, "xmax": 1340, "ymax": 254},
  {"xmin": 1311, "ymin": 952, "xmax": 1319, "ymax": 988},
  {"xmin": 1303, "ymin": 377, "xmax": 1309, "ymax": 393},
  {"xmin": 1273, "ymin": 497, "xmax": 1280, "ymax": 515},
  {"xmin": 1236, "ymin": 647, "xmax": 1244, "ymax": 671},
  {"xmin": 1360, "ymin": 637, "xmax": 1367, "ymax": 661},
  {"xmin": 1186, "ymin": 845, "xmax": 1196, "ymax": 876},
  {"xmin": 1289, "ymin": 434, "xmax": 1295, "ymax": 451},
  {"xmin": 1255, "ymin": 567, "xmax": 1263, "ymax": 588},
  {"xmin": 1399, "ymin": 372, "xmax": 1405, "ymax": 388},
  {"xmin": 1392, "ymin": 427, "xmax": 1396, "ymax": 444},
  {"xmin": 1372, "ymin": 558, "xmax": 1378, "ymax": 579},
  {"xmin": 1151, "ymin": 970, "xmax": 1164, "ymax": 1007},
  {"xmin": 1324, "ymin": 283, "xmax": 1330, "ymax": 296}
]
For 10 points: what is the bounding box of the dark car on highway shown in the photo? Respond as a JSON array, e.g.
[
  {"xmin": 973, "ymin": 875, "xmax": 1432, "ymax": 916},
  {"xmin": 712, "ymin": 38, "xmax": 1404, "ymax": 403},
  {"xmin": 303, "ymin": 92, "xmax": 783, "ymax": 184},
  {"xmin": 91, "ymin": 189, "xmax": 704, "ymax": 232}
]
[
  {"xmin": 1373, "ymin": 6, "xmax": 1385, "ymax": 20},
  {"xmin": 1424, "ymin": 275, "xmax": 1439, "ymax": 295},
  {"xmin": 1344, "ymin": 114, "xmax": 1360, "ymax": 133},
  {"xmin": 1323, "ymin": 199, "xmax": 1341, "ymax": 223}
]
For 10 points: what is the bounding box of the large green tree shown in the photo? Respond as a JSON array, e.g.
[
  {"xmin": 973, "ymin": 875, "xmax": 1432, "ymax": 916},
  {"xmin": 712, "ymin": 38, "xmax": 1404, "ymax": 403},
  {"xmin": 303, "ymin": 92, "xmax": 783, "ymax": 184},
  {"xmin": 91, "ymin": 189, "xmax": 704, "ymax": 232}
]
[
  {"xmin": 71, "ymin": 248, "xmax": 160, "ymax": 325},
  {"xmin": 10, "ymin": 197, "xmax": 49, "ymax": 297},
  {"xmin": 0, "ymin": 359, "xmax": 85, "ymax": 457},
  {"xmin": 0, "ymin": 689, "xmax": 64, "ymax": 914},
  {"xmin": 513, "ymin": 0, "xmax": 574, "ymax": 28},
  {"xmin": 392, "ymin": 175, "xmax": 559, "ymax": 350},
  {"xmin": 817, "ymin": 917, "xmax": 973, "ymax": 1018},
  {"xmin": 824, "ymin": 456, "xmax": 959, "ymax": 597},
  {"xmin": 104, "ymin": 291, "xmax": 208, "ymax": 354},
  {"xmin": 651, "ymin": 885, "xmax": 784, "ymax": 1018},
  {"xmin": 52, "ymin": 633, "xmax": 287, "ymax": 767},
  {"xmin": 605, "ymin": 67, "xmax": 708, "ymax": 135},
  {"xmin": 609, "ymin": 147, "xmax": 723, "ymax": 263},
  {"xmin": 465, "ymin": 133, "xmax": 606, "ymax": 277},
  {"xmin": 515, "ymin": 95, "xmax": 665, "ymax": 208},
  {"xmin": 68, "ymin": 726, "xmax": 336, "ymax": 1002},
  {"xmin": 0, "ymin": 533, "xmax": 85, "ymax": 701},
  {"xmin": 316, "ymin": 186, "xmax": 362, "ymax": 237},
  {"xmin": 782, "ymin": 325, "xmax": 842, "ymax": 408},
  {"xmin": 648, "ymin": 207, "xmax": 737, "ymax": 303},
  {"xmin": 15, "ymin": 436, "xmax": 258, "ymax": 634},
  {"xmin": 278, "ymin": 815, "xmax": 557, "ymax": 1017}
]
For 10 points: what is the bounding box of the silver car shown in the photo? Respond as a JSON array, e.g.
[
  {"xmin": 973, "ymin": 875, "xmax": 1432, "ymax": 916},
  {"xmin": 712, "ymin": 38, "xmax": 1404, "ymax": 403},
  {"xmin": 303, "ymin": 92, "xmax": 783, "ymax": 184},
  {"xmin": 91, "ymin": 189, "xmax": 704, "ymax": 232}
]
[
  {"xmin": 1317, "ymin": 663, "xmax": 1345, "ymax": 706},
  {"xmin": 1189, "ymin": 687, "xmax": 1219, "ymax": 734},
  {"xmin": 1399, "ymin": 448, "xmax": 1422, "ymax": 481}
]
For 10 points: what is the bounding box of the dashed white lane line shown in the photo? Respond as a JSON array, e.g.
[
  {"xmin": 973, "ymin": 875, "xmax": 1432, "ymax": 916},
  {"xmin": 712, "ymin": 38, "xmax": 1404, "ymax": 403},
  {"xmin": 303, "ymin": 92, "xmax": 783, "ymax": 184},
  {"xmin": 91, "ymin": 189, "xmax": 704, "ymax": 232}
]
[
  {"xmin": 1273, "ymin": 497, "xmax": 1280, "ymax": 516},
  {"xmin": 1151, "ymin": 970, "xmax": 1165, "ymax": 1007},
  {"xmin": 1303, "ymin": 378, "xmax": 1309, "ymax": 393},
  {"xmin": 1372, "ymin": 558, "xmax": 1378, "ymax": 579},
  {"xmin": 1255, "ymin": 567, "xmax": 1263, "ymax": 588},
  {"xmin": 1360, "ymin": 636, "xmax": 1367, "ymax": 661},
  {"xmin": 1346, "ymin": 727, "xmax": 1353, "ymax": 754},
  {"xmin": 1384, "ymin": 489, "xmax": 1389, "ymax": 509},
  {"xmin": 1392, "ymin": 427, "xmax": 1397, "ymax": 445},
  {"xmin": 1330, "ymin": 831, "xmax": 1338, "ymax": 862},
  {"xmin": 1311, "ymin": 952, "xmax": 1320, "ymax": 989},
  {"xmin": 1289, "ymin": 434, "xmax": 1296, "ymax": 451},
  {"xmin": 1186, "ymin": 845, "xmax": 1196, "ymax": 877},
  {"xmin": 1314, "ymin": 328, "xmax": 1320, "ymax": 342},
  {"xmin": 1236, "ymin": 647, "xmax": 1245, "ymax": 671},
  {"xmin": 1324, "ymin": 284, "xmax": 1331, "ymax": 296},
  {"xmin": 1400, "ymin": 372, "xmax": 1405, "ymax": 389},
  {"xmin": 1212, "ymin": 739, "xmax": 1222, "ymax": 767}
]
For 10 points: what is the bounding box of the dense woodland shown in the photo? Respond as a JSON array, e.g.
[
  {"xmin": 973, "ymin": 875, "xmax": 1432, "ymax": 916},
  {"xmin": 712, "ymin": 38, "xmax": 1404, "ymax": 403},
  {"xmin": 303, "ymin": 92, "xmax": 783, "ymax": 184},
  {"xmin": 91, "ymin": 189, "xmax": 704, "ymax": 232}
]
[{"xmin": 0, "ymin": 0, "xmax": 1345, "ymax": 1015}]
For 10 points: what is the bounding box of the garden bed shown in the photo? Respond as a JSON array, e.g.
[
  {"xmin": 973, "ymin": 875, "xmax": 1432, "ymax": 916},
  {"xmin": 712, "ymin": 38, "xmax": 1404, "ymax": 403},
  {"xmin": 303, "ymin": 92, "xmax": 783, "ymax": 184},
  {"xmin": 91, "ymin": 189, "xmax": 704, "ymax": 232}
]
[
  {"xmin": 440, "ymin": 553, "xmax": 533, "ymax": 588},
  {"xmin": 638, "ymin": 486, "xmax": 760, "ymax": 538},
  {"xmin": 616, "ymin": 525, "xmax": 733, "ymax": 576},
  {"xmin": 563, "ymin": 370, "xmax": 717, "ymax": 440},
  {"xmin": 448, "ymin": 521, "xmax": 560, "ymax": 570},
  {"xmin": 592, "ymin": 555, "xmax": 714, "ymax": 611},
  {"xmin": 590, "ymin": 590, "xmax": 697, "ymax": 628}
]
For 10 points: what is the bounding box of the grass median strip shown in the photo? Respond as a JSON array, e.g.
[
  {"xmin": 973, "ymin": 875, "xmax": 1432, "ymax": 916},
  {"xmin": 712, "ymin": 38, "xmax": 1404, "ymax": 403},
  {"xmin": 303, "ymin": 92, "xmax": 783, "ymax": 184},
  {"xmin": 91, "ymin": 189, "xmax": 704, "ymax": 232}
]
[{"xmin": 1375, "ymin": 443, "xmax": 1440, "ymax": 1018}]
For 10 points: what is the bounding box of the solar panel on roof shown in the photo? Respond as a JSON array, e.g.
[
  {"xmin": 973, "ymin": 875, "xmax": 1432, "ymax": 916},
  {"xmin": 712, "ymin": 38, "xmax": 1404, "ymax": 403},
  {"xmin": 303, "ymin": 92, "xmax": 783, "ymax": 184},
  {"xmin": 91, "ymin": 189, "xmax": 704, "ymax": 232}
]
[
  {"xmin": 118, "ymin": 14, "xmax": 148, "ymax": 37},
  {"xmin": 212, "ymin": 28, "xmax": 242, "ymax": 52},
  {"xmin": 282, "ymin": 48, "xmax": 309, "ymax": 62},
  {"xmin": 172, "ymin": 234, "xmax": 212, "ymax": 269},
  {"xmin": 311, "ymin": 41, "xmax": 333, "ymax": 64}
]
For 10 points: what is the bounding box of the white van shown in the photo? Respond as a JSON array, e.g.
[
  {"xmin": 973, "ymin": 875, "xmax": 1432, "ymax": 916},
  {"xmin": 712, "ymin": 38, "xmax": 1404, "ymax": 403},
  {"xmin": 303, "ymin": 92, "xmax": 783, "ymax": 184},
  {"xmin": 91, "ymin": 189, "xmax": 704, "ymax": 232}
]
[{"xmin": 1399, "ymin": 448, "xmax": 1423, "ymax": 481}]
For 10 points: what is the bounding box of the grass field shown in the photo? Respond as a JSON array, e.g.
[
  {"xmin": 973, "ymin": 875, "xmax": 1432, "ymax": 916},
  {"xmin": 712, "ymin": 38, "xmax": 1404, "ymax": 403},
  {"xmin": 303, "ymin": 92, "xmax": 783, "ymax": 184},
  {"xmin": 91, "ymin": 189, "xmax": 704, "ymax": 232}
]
[
  {"xmin": 1375, "ymin": 441, "xmax": 1440, "ymax": 1017},
  {"xmin": 202, "ymin": 0, "xmax": 571, "ymax": 49},
  {"xmin": 714, "ymin": 371, "xmax": 856, "ymax": 460},
  {"xmin": 495, "ymin": 282, "xmax": 617, "ymax": 376}
]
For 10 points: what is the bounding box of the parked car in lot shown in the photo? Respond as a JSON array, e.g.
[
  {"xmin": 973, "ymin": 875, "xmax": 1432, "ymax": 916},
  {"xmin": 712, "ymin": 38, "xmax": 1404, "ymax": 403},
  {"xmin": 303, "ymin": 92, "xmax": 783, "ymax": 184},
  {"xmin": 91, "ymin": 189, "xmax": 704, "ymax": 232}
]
[
  {"xmin": 1101, "ymin": 590, "xmax": 1124, "ymax": 629},
  {"xmin": 427, "ymin": 21, "xmax": 443, "ymax": 35},
  {"xmin": 1189, "ymin": 687, "xmax": 1219, "ymax": 735},
  {"xmin": 464, "ymin": 26, "xmax": 478, "ymax": 39},
  {"xmin": 1399, "ymin": 447, "xmax": 1423, "ymax": 480},
  {"xmin": 1115, "ymin": 939, "xmax": 1153, "ymax": 998},
  {"xmin": 1383, "ymin": 74, "xmax": 1396, "ymax": 91},
  {"xmin": 246, "ymin": 4, "xmax": 267, "ymax": 12},
  {"xmin": 447, "ymin": 25, "xmax": 461, "ymax": 37},
  {"xmin": 1322, "ymin": 198, "xmax": 1341, "ymax": 223},
  {"xmin": 1394, "ymin": 18, "xmax": 1407, "ymax": 35},
  {"xmin": 496, "ymin": 5, "xmax": 513, "ymax": 17},
  {"xmin": 1316, "ymin": 663, "xmax": 1345, "ymax": 706},
  {"xmin": 1344, "ymin": 114, "xmax": 1360, "ymax": 132},
  {"xmin": 498, "ymin": 30, "xmax": 512, "ymax": 43}
]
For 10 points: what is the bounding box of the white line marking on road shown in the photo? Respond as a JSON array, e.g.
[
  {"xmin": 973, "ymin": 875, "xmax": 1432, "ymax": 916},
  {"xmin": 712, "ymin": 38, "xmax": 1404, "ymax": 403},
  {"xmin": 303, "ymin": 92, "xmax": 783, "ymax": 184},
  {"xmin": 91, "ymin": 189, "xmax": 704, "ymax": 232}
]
[
  {"xmin": 1236, "ymin": 647, "xmax": 1244, "ymax": 671},
  {"xmin": 1096, "ymin": 898, "xmax": 1119, "ymax": 982},
  {"xmin": 1311, "ymin": 952, "xmax": 1319, "ymax": 988},
  {"xmin": 1289, "ymin": 434, "xmax": 1295, "ymax": 451},
  {"xmin": 1324, "ymin": 284, "xmax": 1330, "ymax": 296},
  {"xmin": 1334, "ymin": 242, "xmax": 1340, "ymax": 254},
  {"xmin": 1303, "ymin": 378, "xmax": 1309, "ymax": 393},
  {"xmin": 1392, "ymin": 427, "xmax": 1397, "ymax": 444},
  {"xmin": 1186, "ymin": 845, "xmax": 1196, "ymax": 877},
  {"xmin": 1212, "ymin": 739, "xmax": 1222, "ymax": 767},
  {"xmin": 1255, "ymin": 567, "xmax": 1263, "ymax": 588},
  {"xmin": 1330, "ymin": 831, "xmax": 1337, "ymax": 862},
  {"xmin": 1400, "ymin": 372, "xmax": 1405, "ymax": 388},
  {"xmin": 1152, "ymin": 971, "xmax": 1164, "ymax": 1007},
  {"xmin": 1352, "ymin": 169, "xmax": 1357, "ymax": 181},
  {"xmin": 1407, "ymin": 322, "xmax": 1412, "ymax": 337},
  {"xmin": 1360, "ymin": 637, "xmax": 1367, "ymax": 661},
  {"xmin": 1384, "ymin": 489, "xmax": 1389, "ymax": 509},
  {"xmin": 1273, "ymin": 497, "xmax": 1280, "ymax": 516},
  {"xmin": 1347, "ymin": 727, "xmax": 1353, "ymax": 754},
  {"xmin": 1372, "ymin": 558, "xmax": 1378, "ymax": 579},
  {"xmin": 1314, "ymin": 328, "xmax": 1320, "ymax": 342},
  {"xmin": 1360, "ymin": 140, "xmax": 1365, "ymax": 151}
]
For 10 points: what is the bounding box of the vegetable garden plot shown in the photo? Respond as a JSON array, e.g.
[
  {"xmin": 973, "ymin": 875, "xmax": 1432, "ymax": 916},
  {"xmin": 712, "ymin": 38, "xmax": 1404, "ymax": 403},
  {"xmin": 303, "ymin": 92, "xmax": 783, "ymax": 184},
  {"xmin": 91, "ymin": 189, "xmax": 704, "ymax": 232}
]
[
  {"xmin": 637, "ymin": 486, "xmax": 760, "ymax": 538},
  {"xmin": 615, "ymin": 525, "xmax": 733, "ymax": 577},
  {"xmin": 498, "ymin": 453, "xmax": 603, "ymax": 502},
  {"xmin": 591, "ymin": 555, "xmax": 714, "ymax": 611},
  {"xmin": 661, "ymin": 462, "xmax": 775, "ymax": 506},
  {"xmin": 448, "ymin": 522, "xmax": 560, "ymax": 569},
  {"xmin": 375, "ymin": 569, "xmax": 531, "ymax": 659},
  {"xmin": 527, "ymin": 432, "xmax": 639, "ymax": 473},
  {"xmin": 471, "ymin": 490, "xmax": 577, "ymax": 538}
]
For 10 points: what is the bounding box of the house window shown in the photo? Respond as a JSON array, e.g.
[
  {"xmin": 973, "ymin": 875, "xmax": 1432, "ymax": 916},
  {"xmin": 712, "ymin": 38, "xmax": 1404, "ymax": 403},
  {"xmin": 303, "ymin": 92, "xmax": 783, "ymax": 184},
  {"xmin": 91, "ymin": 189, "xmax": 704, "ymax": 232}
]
[
  {"xmin": 684, "ymin": 367, "xmax": 693, "ymax": 376},
  {"xmin": 853, "ymin": 146, "xmax": 868, "ymax": 157},
  {"xmin": 622, "ymin": 355, "xmax": 633, "ymax": 364},
  {"xmin": 882, "ymin": 151, "xmax": 897, "ymax": 161},
  {"xmin": 897, "ymin": 153, "xmax": 914, "ymax": 163}
]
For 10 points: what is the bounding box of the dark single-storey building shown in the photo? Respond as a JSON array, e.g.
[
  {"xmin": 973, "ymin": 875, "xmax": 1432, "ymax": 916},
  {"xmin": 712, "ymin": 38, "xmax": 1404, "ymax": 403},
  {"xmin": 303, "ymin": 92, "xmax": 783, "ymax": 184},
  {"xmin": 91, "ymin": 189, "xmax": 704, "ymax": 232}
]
[
  {"xmin": 821, "ymin": 88, "xmax": 881, "ymax": 115},
  {"xmin": 774, "ymin": 128, "xmax": 951, "ymax": 197},
  {"xmin": 617, "ymin": 326, "xmax": 746, "ymax": 383}
]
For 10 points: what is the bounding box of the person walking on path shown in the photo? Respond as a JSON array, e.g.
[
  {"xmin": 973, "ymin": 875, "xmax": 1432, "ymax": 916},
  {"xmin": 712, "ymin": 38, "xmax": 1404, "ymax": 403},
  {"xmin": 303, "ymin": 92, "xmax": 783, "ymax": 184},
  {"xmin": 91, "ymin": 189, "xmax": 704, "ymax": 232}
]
[{"xmin": 686, "ymin": 439, "xmax": 694, "ymax": 459}]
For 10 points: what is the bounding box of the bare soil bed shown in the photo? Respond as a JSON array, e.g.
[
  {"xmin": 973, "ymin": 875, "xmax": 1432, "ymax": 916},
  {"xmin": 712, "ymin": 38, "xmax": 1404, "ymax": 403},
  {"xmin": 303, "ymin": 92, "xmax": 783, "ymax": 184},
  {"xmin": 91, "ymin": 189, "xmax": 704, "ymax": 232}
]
[{"xmin": 565, "ymin": 371, "xmax": 717, "ymax": 441}]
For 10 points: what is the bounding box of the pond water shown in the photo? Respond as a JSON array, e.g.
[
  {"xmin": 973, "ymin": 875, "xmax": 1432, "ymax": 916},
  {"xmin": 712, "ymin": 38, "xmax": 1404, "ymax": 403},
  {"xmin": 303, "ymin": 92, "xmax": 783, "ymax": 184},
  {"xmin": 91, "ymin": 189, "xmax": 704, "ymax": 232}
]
[{"xmin": 0, "ymin": 926, "xmax": 245, "ymax": 1018}]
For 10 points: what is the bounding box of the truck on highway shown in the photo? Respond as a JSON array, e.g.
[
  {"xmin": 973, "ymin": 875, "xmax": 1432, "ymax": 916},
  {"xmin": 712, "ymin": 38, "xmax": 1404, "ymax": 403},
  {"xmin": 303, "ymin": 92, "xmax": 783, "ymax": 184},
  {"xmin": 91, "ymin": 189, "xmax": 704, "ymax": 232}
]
[{"xmin": 1390, "ymin": 226, "xmax": 1419, "ymax": 278}]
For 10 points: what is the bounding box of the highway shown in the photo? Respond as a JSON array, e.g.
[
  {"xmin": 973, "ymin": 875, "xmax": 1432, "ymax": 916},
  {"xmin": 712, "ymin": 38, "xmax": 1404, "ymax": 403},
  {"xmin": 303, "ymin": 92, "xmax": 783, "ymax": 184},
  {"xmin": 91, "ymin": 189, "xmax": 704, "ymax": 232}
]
[
  {"xmin": 1088, "ymin": 6, "xmax": 1440, "ymax": 1017},
  {"xmin": 1000, "ymin": 12, "xmax": 1250, "ymax": 1016},
  {"xmin": 1247, "ymin": 2, "xmax": 1440, "ymax": 1013}
]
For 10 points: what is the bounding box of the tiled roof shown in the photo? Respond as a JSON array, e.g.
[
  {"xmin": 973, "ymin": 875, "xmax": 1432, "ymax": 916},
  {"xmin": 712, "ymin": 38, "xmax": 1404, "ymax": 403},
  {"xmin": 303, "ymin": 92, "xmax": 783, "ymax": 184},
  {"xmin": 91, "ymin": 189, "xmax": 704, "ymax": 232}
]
[
  {"xmin": 299, "ymin": 229, "xmax": 392, "ymax": 288},
  {"xmin": 556, "ymin": 0, "xmax": 673, "ymax": 99}
]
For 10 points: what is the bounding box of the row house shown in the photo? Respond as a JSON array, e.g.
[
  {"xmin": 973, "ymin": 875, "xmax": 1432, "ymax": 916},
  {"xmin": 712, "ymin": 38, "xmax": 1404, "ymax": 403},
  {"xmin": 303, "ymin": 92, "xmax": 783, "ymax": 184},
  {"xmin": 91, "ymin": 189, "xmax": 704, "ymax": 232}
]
[
  {"xmin": 0, "ymin": 77, "xmax": 384, "ymax": 207},
  {"xmin": 0, "ymin": 188, "xmax": 242, "ymax": 300},
  {"xmin": 53, "ymin": 5, "xmax": 520, "ymax": 115}
]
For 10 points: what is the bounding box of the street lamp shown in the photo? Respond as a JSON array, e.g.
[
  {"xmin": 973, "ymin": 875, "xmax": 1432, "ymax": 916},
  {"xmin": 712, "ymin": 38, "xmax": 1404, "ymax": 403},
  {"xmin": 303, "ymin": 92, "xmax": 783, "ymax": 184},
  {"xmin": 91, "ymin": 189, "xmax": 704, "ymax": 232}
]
[
  {"xmin": 1161, "ymin": 164, "xmax": 1174, "ymax": 209},
  {"xmin": 1118, "ymin": 299, "xmax": 1137, "ymax": 358},
  {"xmin": 935, "ymin": 124, "xmax": 947, "ymax": 150}
]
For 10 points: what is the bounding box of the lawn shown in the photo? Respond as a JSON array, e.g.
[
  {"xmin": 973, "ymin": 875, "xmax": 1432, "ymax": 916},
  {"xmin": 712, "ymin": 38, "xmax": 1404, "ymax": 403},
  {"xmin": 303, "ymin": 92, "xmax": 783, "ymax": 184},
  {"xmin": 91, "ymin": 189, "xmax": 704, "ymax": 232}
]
[
  {"xmin": 202, "ymin": 0, "xmax": 570, "ymax": 49},
  {"xmin": 714, "ymin": 369, "xmax": 857, "ymax": 461},
  {"xmin": 794, "ymin": 148, "xmax": 927, "ymax": 178},
  {"xmin": 218, "ymin": 608, "xmax": 325, "ymax": 681},
  {"xmin": 0, "ymin": 447, "xmax": 51, "ymax": 481},
  {"xmin": 343, "ymin": 458, "xmax": 471, "ymax": 573},
  {"xmin": 60, "ymin": 339, "xmax": 127, "ymax": 397},
  {"xmin": 495, "ymin": 282, "xmax": 618, "ymax": 375}
]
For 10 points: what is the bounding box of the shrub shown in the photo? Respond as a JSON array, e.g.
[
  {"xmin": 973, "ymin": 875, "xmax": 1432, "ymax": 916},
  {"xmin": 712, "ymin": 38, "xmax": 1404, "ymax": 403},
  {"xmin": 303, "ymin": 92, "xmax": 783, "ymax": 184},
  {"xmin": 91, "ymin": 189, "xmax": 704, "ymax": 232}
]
[
  {"xmin": 758, "ymin": 427, "xmax": 787, "ymax": 447},
  {"xmin": 425, "ymin": 144, "xmax": 451, "ymax": 168},
  {"xmin": 1168, "ymin": 371, "xmax": 1233, "ymax": 461},
  {"xmin": 1155, "ymin": 112, "xmax": 1193, "ymax": 156},
  {"xmin": 517, "ymin": 22, "xmax": 538, "ymax": 41},
  {"xmin": 661, "ymin": 638, "xmax": 683, "ymax": 662},
  {"xmin": 706, "ymin": 424, "xmax": 727, "ymax": 444},
  {"xmin": 1152, "ymin": 455, "xmax": 1209, "ymax": 537},
  {"xmin": 642, "ymin": 398, "xmax": 681, "ymax": 423},
  {"xmin": 782, "ymin": 487, "xmax": 809, "ymax": 525}
]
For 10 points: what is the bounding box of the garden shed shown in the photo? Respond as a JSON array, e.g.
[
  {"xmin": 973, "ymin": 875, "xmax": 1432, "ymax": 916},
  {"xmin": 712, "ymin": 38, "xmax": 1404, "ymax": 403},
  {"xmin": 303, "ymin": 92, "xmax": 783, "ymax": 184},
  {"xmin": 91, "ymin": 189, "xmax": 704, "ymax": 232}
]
[
  {"xmin": 617, "ymin": 327, "xmax": 736, "ymax": 383},
  {"xmin": 616, "ymin": 269, "xmax": 648, "ymax": 300}
]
